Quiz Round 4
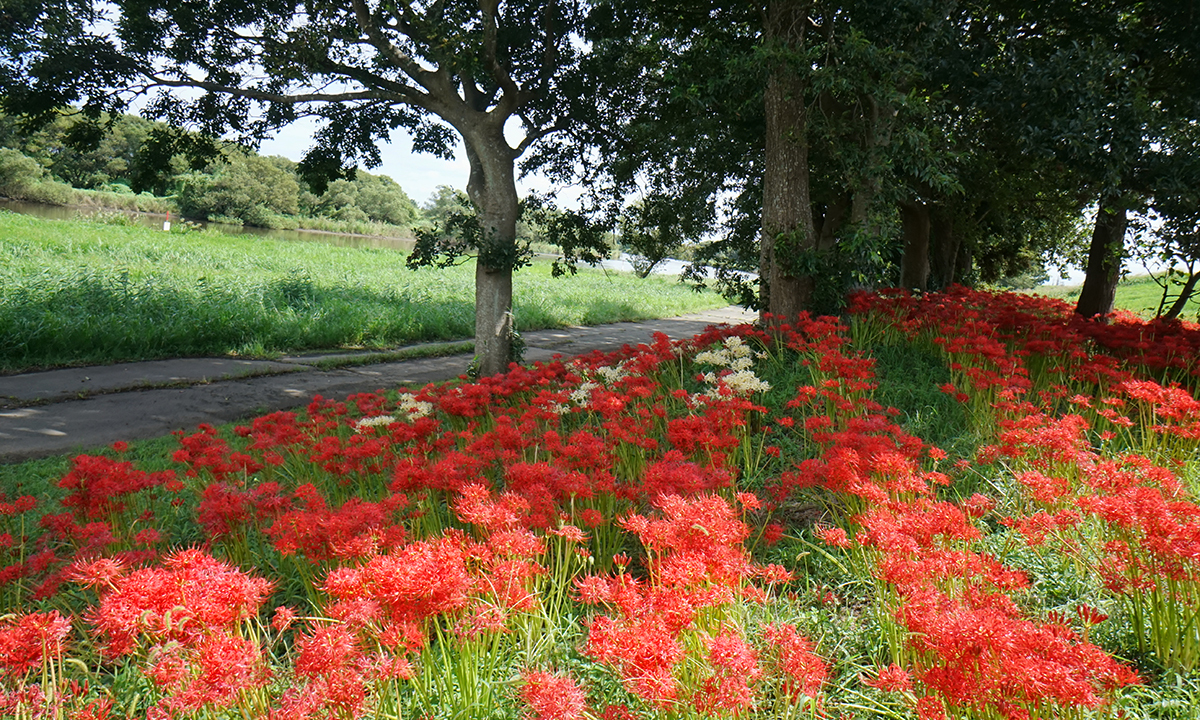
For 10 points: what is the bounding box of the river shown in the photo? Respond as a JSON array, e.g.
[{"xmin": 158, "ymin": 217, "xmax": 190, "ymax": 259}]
[{"xmin": 0, "ymin": 197, "xmax": 416, "ymax": 251}]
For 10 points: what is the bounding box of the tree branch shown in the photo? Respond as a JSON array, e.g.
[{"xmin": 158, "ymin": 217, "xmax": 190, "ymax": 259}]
[
  {"xmin": 479, "ymin": 0, "xmax": 521, "ymax": 114},
  {"xmin": 513, "ymin": 116, "xmax": 570, "ymax": 157},
  {"xmin": 140, "ymin": 70, "xmax": 388, "ymax": 105},
  {"xmin": 320, "ymin": 59, "xmax": 435, "ymax": 112},
  {"xmin": 350, "ymin": 0, "xmax": 447, "ymax": 99}
]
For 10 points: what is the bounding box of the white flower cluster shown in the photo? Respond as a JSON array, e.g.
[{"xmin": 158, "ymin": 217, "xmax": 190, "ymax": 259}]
[
  {"xmin": 710, "ymin": 369, "xmax": 772, "ymax": 396},
  {"xmin": 398, "ymin": 393, "xmax": 435, "ymax": 421},
  {"xmin": 694, "ymin": 336, "xmax": 771, "ymax": 399},
  {"xmin": 596, "ymin": 363, "xmax": 629, "ymax": 384},
  {"xmin": 570, "ymin": 381, "xmax": 601, "ymax": 408},
  {"xmin": 355, "ymin": 414, "xmax": 396, "ymax": 430},
  {"xmin": 353, "ymin": 393, "xmax": 435, "ymax": 431},
  {"xmin": 693, "ymin": 336, "xmax": 761, "ymax": 372},
  {"xmin": 559, "ymin": 360, "xmax": 633, "ymax": 412}
]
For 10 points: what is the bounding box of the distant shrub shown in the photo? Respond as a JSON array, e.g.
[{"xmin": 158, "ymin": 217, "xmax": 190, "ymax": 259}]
[
  {"xmin": 0, "ymin": 148, "xmax": 77, "ymax": 205},
  {"xmin": 18, "ymin": 179, "xmax": 77, "ymax": 206},
  {"xmin": 0, "ymin": 148, "xmax": 46, "ymax": 195}
]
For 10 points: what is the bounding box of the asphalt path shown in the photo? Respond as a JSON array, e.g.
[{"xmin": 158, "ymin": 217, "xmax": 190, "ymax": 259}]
[{"xmin": 0, "ymin": 306, "xmax": 756, "ymax": 463}]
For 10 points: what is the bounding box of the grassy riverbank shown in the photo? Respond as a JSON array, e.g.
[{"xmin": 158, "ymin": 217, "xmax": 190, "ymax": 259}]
[
  {"xmin": 1035, "ymin": 273, "xmax": 1200, "ymax": 318},
  {"xmin": 0, "ymin": 212, "xmax": 725, "ymax": 372}
]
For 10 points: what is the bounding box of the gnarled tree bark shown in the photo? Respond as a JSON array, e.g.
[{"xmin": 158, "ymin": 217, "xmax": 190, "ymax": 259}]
[{"xmin": 462, "ymin": 124, "xmax": 520, "ymax": 377}]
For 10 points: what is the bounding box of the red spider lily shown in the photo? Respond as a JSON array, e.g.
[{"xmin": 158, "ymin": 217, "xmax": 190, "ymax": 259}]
[
  {"xmin": 234, "ymin": 410, "xmax": 311, "ymax": 451},
  {"xmin": 196, "ymin": 481, "xmax": 287, "ymax": 538},
  {"xmin": 865, "ymin": 663, "xmax": 913, "ymax": 693},
  {"xmin": 585, "ymin": 612, "xmax": 685, "ymax": 705},
  {"xmin": 621, "ymin": 494, "xmax": 754, "ymax": 590},
  {"xmin": 898, "ymin": 586, "xmax": 1139, "ymax": 713},
  {"xmin": 322, "ymin": 535, "xmax": 475, "ymax": 628},
  {"xmin": 67, "ymin": 557, "xmax": 125, "ymax": 589},
  {"xmin": 290, "ymin": 623, "xmax": 370, "ymax": 719},
  {"xmin": 0, "ymin": 494, "xmax": 36, "ymax": 518},
  {"xmin": 58, "ymin": 454, "xmax": 177, "ymax": 520},
  {"xmin": 273, "ymin": 606, "xmax": 297, "ymax": 634},
  {"xmin": 638, "ymin": 453, "xmax": 731, "ymax": 499},
  {"xmin": 173, "ymin": 424, "xmax": 263, "ymax": 482},
  {"xmin": 693, "ymin": 631, "xmax": 762, "ymax": 715},
  {"xmin": 814, "ymin": 525, "xmax": 853, "ymax": 549},
  {"xmin": 520, "ymin": 669, "xmax": 587, "ymax": 720},
  {"xmin": 266, "ymin": 486, "xmax": 407, "ymax": 562},
  {"xmin": 84, "ymin": 549, "xmax": 273, "ymax": 656},
  {"xmin": 0, "ymin": 611, "xmax": 71, "ymax": 678},
  {"xmin": 145, "ymin": 631, "xmax": 269, "ymax": 713},
  {"xmin": 761, "ymin": 623, "xmax": 827, "ymax": 701},
  {"xmin": 1075, "ymin": 604, "xmax": 1108, "ymax": 626}
]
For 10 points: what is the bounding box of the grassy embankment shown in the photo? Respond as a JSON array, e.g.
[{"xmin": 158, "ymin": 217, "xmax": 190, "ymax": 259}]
[{"xmin": 0, "ymin": 212, "xmax": 725, "ymax": 372}]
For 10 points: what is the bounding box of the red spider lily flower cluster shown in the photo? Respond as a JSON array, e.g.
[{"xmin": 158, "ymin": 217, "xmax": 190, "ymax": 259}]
[
  {"xmin": 68, "ymin": 549, "xmax": 273, "ymax": 714},
  {"xmin": 852, "ymin": 287, "xmax": 1200, "ymax": 674},
  {"xmin": 580, "ymin": 493, "xmax": 821, "ymax": 713},
  {"xmin": 520, "ymin": 669, "xmax": 588, "ymax": 720},
  {"xmin": 770, "ymin": 304, "xmax": 1145, "ymax": 717},
  {"xmin": 5, "ymin": 287, "xmax": 1199, "ymax": 717}
]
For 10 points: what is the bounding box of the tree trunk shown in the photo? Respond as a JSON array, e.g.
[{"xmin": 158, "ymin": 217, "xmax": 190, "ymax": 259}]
[
  {"xmin": 955, "ymin": 240, "xmax": 973, "ymax": 282},
  {"xmin": 1075, "ymin": 196, "xmax": 1127, "ymax": 318},
  {"xmin": 928, "ymin": 206, "xmax": 958, "ymax": 290},
  {"xmin": 463, "ymin": 129, "xmax": 520, "ymax": 377},
  {"xmin": 1164, "ymin": 271, "xmax": 1200, "ymax": 320},
  {"xmin": 899, "ymin": 200, "xmax": 931, "ymax": 291},
  {"xmin": 759, "ymin": 0, "xmax": 815, "ymax": 322},
  {"xmin": 815, "ymin": 193, "xmax": 850, "ymax": 252}
]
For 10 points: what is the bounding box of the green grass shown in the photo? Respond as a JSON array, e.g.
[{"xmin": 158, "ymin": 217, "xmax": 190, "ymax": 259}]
[
  {"xmin": 1035, "ymin": 273, "xmax": 1200, "ymax": 319},
  {"xmin": 0, "ymin": 212, "xmax": 725, "ymax": 372}
]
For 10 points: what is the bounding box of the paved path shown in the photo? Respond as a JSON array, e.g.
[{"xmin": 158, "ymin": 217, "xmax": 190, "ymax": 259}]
[{"xmin": 0, "ymin": 307, "xmax": 756, "ymax": 463}]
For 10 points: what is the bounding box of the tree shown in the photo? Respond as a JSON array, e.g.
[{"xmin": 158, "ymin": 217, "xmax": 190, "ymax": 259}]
[
  {"xmin": 300, "ymin": 170, "xmax": 419, "ymax": 227},
  {"xmin": 176, "ymin": 152, "xmax": 300, "ymax": 226},
  {"xmin": 975, "ymin": 0, "xmax": 1200, "ymax": 317},
  {"xmin": 568, "ymin": 1, "xmax": 962, "ymax": 315},
  {"xmin": 3, "ymin": 0, "xmax": 589, "ymax": 375}
]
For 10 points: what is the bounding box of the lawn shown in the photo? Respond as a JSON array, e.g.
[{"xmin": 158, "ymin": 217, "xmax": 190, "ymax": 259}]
[
  {"xmin": 1, "ymin": 286, "xmax": 1199, "ymax": 718},
  {"xmin": 0, "ymin": 212, "xmax": 725, "ymax": 372}
]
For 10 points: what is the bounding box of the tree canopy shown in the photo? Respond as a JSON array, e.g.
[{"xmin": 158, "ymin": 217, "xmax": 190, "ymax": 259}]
[
  {"xmin": 5, "ymin": 0, "xmax": 1200, "ymax": 349},
  {"xmin": 4, "ymin": 0, "xmax": 596, "ymax": 375}
]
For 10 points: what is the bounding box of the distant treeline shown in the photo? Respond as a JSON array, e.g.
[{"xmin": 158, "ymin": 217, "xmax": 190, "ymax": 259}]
[{"xmin": 0, "ymin": 112, "xmax": 429, "ymax": 235}]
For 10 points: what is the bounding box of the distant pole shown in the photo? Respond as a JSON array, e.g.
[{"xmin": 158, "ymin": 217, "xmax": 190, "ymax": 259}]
[{"xmin": 163, "ymin": 211, "xmax": 171, "ymax": 232}]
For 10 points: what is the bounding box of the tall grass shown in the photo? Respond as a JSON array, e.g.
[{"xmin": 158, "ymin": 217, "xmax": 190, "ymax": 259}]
[{"xmin": 0, "ymin": 212, "xmax": 725, "ymax": 371}]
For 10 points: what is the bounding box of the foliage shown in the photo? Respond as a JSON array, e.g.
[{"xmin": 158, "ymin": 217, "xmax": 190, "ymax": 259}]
[
  {"xmin": 0, "ymin": 0, "xmax": 599, "ymax": 375},
  {"xmin": 0, "ymin": 112, "xmax": 424, "ymax": 232},
  {"xmin": 0, "ymin": 148, "xmax": 76, "ymax": 205},
  {"xmin": 177, "ymin": 153, "xmax": 300, "ymax": 226},
  {"xmin": 301, "ymin": 171, "xmax": 419, "ymax": 228},
  {"xmin": 0, "ymin": 111, "xmax": 157, "ymax": 190}
]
